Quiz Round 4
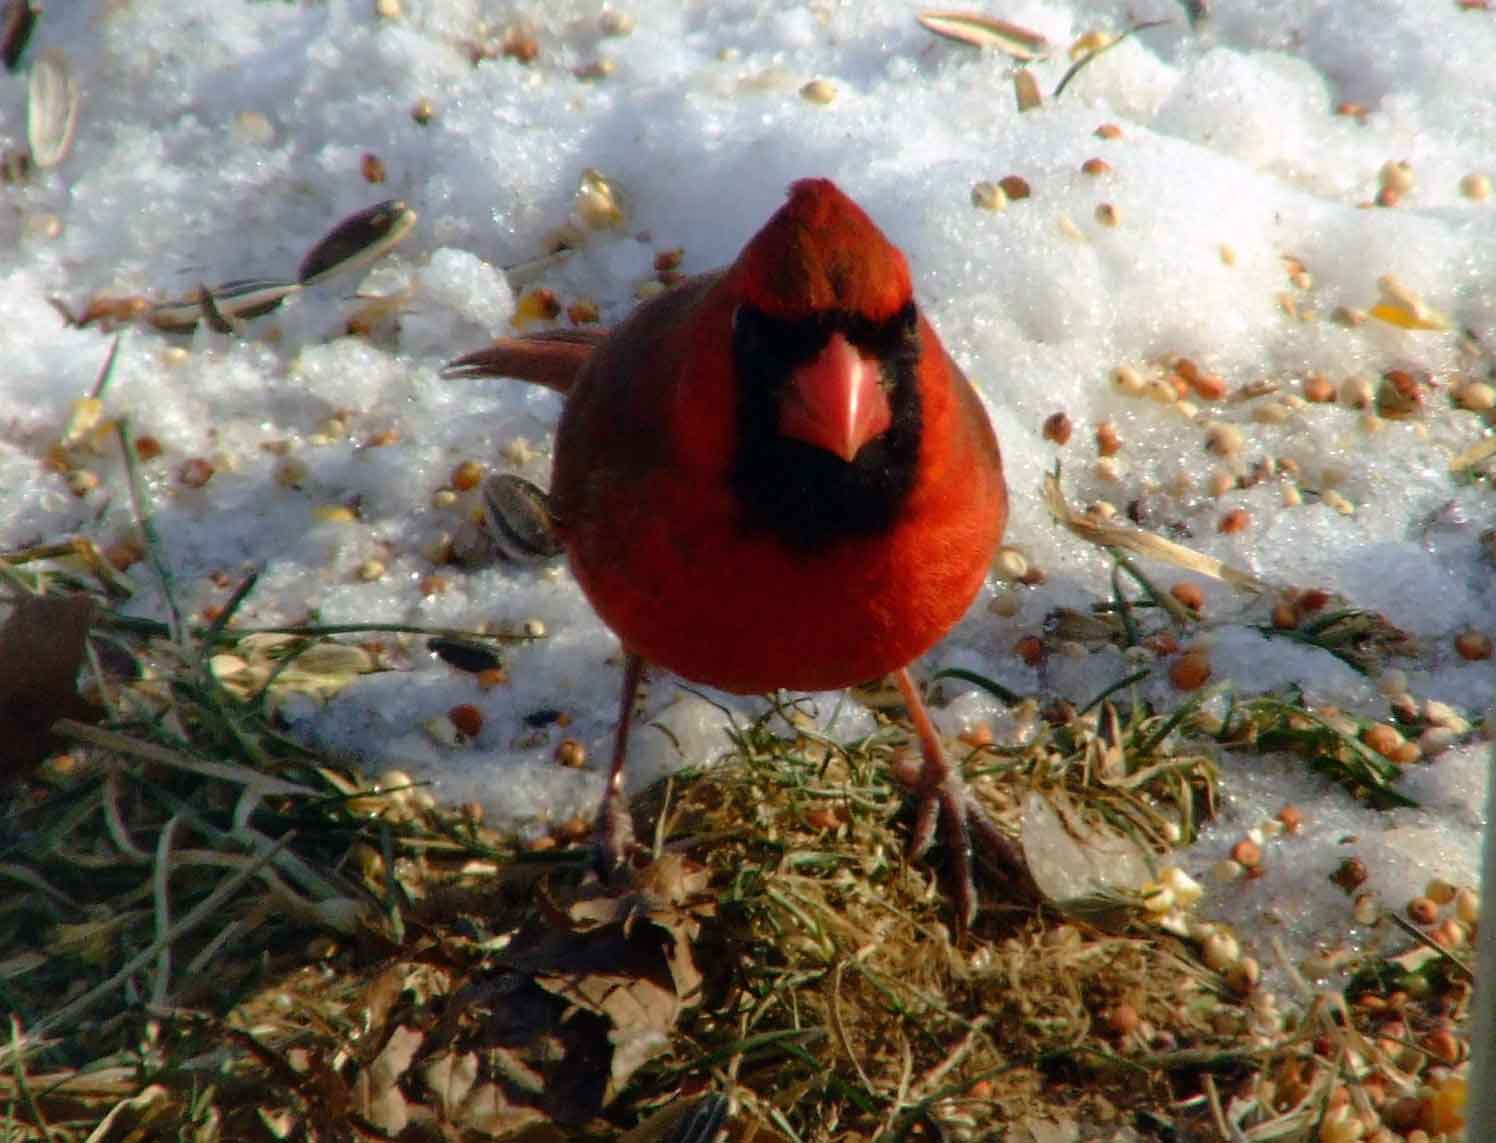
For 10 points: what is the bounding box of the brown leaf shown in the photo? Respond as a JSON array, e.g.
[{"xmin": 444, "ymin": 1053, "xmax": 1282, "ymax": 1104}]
[{"xmin": 0, "ymin": 592, "xmax": 103, "ymax": 778}]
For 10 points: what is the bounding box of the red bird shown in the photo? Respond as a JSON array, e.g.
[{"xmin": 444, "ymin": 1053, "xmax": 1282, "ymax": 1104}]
[{"xmin": 447, "ymin": 179, "xmax": 1013, "ymax": 926}]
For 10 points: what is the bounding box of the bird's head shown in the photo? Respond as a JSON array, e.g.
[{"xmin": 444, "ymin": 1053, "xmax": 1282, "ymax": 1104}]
[
  {"xmin": 726, "ymin": 179, "xmax": 925, "ymax": 548},
  {"xmin": 730, "ymin": 179, "xmax": 916, "ymax": 464}
]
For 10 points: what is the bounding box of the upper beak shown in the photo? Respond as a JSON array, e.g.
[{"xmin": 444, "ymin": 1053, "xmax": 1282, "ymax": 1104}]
[{"xmin": 776, "ymin": 333, "xmax": 892, "ymax": 462}]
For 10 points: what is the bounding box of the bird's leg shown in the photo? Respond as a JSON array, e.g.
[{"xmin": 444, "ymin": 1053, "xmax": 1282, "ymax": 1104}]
[
  {"xmin": 892, "ymin": 666, "xmax": 1026, "ymax": 931},
  {"xmin": 593, "ymin": 652, "xmax": 646, "ymax": 880}
]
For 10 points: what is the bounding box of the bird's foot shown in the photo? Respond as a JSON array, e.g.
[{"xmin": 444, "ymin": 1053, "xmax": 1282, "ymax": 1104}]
[
  {"xmin": 893, "ymin": 752, "xmax": 1028, "ymax": 934},
  {"xmin": 591, "ymin": 783, "xmax": 641, "ymax": 885}
]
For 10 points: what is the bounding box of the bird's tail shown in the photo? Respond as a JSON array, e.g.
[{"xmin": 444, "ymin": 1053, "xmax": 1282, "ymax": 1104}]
[{"xmin": 442, "ymin": 328, "xmax": 606, "ymax": 395}]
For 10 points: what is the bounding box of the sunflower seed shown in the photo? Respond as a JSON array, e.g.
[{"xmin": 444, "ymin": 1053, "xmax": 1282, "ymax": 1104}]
[
  {"xmin": 2, "ymin": 0, "xmax": 37, "ymax": 72},
  {"xmin": 428, "ymin": 638, "xmax": 503, "ymax": 674},
  {"xmin": 917, "ymin": 10, "xmax": 1049, "ymax": 60},
  {"xmin": 27, "ymin": 48, "xmax": 79, "ymax": 169},
  {"xmin": 298, "ymin": 199, "xmax": 417, "ymax": 285},
  {"xmin": 481, "ymin": 473, "xmax": 564, "ymax": 561},
  {"xmin": 148, "ymin": 278, "xmax": 301, "ymax": 332}
]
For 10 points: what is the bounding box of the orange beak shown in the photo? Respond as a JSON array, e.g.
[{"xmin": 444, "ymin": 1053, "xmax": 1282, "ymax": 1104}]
[{"xmin": 776, "ymin": 333, "xmax": 893, "ymax": 462}]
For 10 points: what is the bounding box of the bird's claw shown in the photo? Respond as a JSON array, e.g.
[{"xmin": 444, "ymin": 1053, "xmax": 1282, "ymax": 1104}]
[
  {"xmin": 900, "ymin": 764, "xmax": 1028, "ymax": 934},
  {"xmin": 592, "ymin": 784, "xmax": 640, "ymax": 884}
]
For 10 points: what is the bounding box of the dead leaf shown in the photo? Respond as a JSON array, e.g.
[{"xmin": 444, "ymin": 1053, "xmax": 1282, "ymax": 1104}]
[
  {"xmin": 353, "ymin": 1024, "xmax": 423, "ymax": 1134},
  {"xmin": 0, "ymin": 592, "xmax": 102, "ymax": 778}
]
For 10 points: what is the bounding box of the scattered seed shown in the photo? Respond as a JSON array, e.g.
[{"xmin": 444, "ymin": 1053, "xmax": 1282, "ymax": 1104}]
[
  {"xmin": 1406, "ymin": 896, "xmax": 1438, "ymax": 926},
  {"xmin": 988, "ymin": 589, "xmax": 1022, "ymax": 618},
  {"xmin": 1455, "ymin": 887, "xmax": 1480, "ymax": 925},
  {"xmin": 1213, "ymin": 859, "xmax": 1243, "ymax": 882},
  {"xmin": 916, "ymin": 10, "xmax": 1049, "ymax": 59},
  {"xmin": 1095, "ymin": 420, "xmax": 1121, "ymax": 456},
  {"xmin": 1094, "ymin": 202, "xmax": 1120, "ymax": 227},
  {"xmin": 1189, "ymin": 372, "xmax": 1228, "ymax": 401},
  {"xmin": 448, "ymin": 703, "xmax": 483, "ymax": 738},
  {"xmin": 1013, "ymin": 68, "xmax": 1042, "ymax": 112},
  {"xmin": 1080, "ymin": 157, "xmax": 1111, "ymax": 176},
  {"xmin": 1111, "ymin": 364, "xmax": 1145, "ymax": 396},
  {"xmin": 599, "ymin": 9, "xmax": 635, "ymax": 36},
  {"xmin": 1322, "ymin": 489, "xmax": 1355, "ymax": 516},
  {"xmin": 1169, "ymin": 582, "xmax": 1205, "ymax": 612},
  {"xmin": 1144, "ymin": 377, "xmax": 1179, "ymax": 404},
  {"xmin": 1251, "ymin": 401, "xmax": 1294, "ymax": 425},
  {"xmin": 27, "ymin": 48, "xmax": 79, "ymax": 169},
  {"xmin": 1331, "ymin": 857, "xmax": 1368, "ymax": 892},
  {"xmin": 1454, "ymin": 630, "xmax": 1492, "ymax": 660},
  {"xmin": 1217, "ymin": 508, "xmax": 1250, "ymax": 534},
  {"xmin": 317, "ymin": 505, "xmax": 359, "ymax": 524},
  {"xmin": 419, "ymin": 574, "xmax": 449, "ymax": 595},
  {"xmin": 799, "ymin": 78, "xmax": 836, "ymax": 104},
  {"xmin": 1459, "ymin": 172, "xmax": 1491, "ymax": 201},
  {"xmin": 361, "ymin": 152, "xmax": 386, "ymax": 183},
  {"xmin": 1168, "ymin": 648, "xmax": 1211, "ymax": 691},
  {"xmin": 356, "ymin": 558, "xmax": 385, "ymax": 582},
  {"xmin": 65, "ymin": 468, "xmax": 98, "ymax": 496},
  {"xmin": 1362, "ymin": 723, "xmax": 1404, "ymax": 758},
  {"xmin": 1454, "ymin": 379, "xmax": 1495, "ymax": 411},
  {"xmin": 1094, "ymin": 122, "xmax": 1122, "ymax": 140},
  {"xmin": 970, "ymin": 180, "xmax": 1007, "ymax": 211},
  {"xmin": 1203, "ymin": 421, "xmax": 1242, "ymax": 458},
  {"xmin": 1302, "ymin": 374, "xmax": 1335, "ymax": 403},
  {"xmin": 1206, "ymin": 470, "xmax": 1235, "ymax": 498},
  {"xmin": 1202, "ymin": 930, "xmax": 1240, "ymax": 972},
  {"xmin": 482, "ymin": 474, "xmax": 563, "ymax": 561},
  {"xmin": 1338, "ymin": 375, "xmax": 1374, "ymax": 409},
  {"xmin": 1231, "ymin": 839, "xmax": 1261, "ymax": 868},
  {"xmin": 411, "ymin": 97, "xmax": 435, "ymax": 124},
  {"xmin": 998, "ymin": 174, "xmax": 1031, "ymax": 200},
  {"xmin": 1014, "ymin": 634, "xmax": 1044, "ymax": 667},
  {"xmin": 1370, "ymin": 273, "xmax": 1450, "ymax": 331},
  {"xmin": 500, "ymin": 23, "xmax": 539, "ymax": 62},
  {"xmin": 178, "ymin": 457, "xmax": 215, "ymax": 488},
  {"xmin": 1106, "ymin": 1003, "xmax": 1140, "ymax": 1036},
  {"xmin": 1378, "ymin": 159, "xmax": 1414, "ymax": 195},
  {"xmin": 513, "ymin": 287, "xmax": 562, "ymax": 328},
  {"xmin": 804, "ymin": 805, "xmax": 839, "ymax": 831},
  {"xmin": 274, "ymin": 457, "xmax": 309, "ymax": 488},
  {"xmin": 1352, "ymin": 890, "xmax": 1379, "ymax": 924},
  {"xmin": 994, "ymin": 546, "xmax": 1029, "ymax": 581},
  {"xmin": 1041, "ymin": 410, "xmax": 1072, "ymax": 444},
  {"xmin": 2, "ymin": 0, "xmax": 37, "ymax": 72},
  {"xmin": 554, "ymin": 738, "xmax": 587, "ymax": 768},
  {"xmin": 298, "ymin": 199, "xmax": 417, "ymax": 285},
  {"xmin": 1225, "ymin": 957, "xmax": 1259, "ymax": 993},
  {"xmin": 451, "ymin": 459, "xmax": 484, "ymax": 492}
]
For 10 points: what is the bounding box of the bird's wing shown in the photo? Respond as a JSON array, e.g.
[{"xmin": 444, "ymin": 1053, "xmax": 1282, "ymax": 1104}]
[{"xmin": 442, "ymin": 328, "xmax": 610, "ymax": 394}]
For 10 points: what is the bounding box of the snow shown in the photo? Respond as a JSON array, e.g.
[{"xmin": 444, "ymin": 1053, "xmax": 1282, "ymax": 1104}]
[{"xmin": 2, "ymin": 0, "xmax": 1493, "ymax": 1079}]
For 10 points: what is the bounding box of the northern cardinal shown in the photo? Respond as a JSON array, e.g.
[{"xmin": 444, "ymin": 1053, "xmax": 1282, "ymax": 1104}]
[{"xmin": 447, "ymin": 179, "xmax": 1014, "ymax": 926}]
